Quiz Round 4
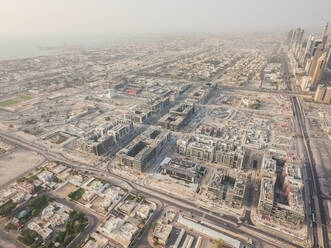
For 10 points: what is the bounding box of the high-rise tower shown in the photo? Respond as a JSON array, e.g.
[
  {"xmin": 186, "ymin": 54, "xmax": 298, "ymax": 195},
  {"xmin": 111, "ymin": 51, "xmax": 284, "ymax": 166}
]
[
  {"xmin": 295, "ymin": 29, "xmax": 304, "ymax": 58},
  {"xmin": 290, "ymin": 28, "xmax": 302, "ymax": 52},
  {"xmin": 308, "ymin": 23, "xmax": 329, "ymax": 81},
  {"xmin": 309, "ymin": 43, "xmax": 323, "ymax": 76},
  {"xmin": 311, "ymin": 52, "xmax": 327, "ymax": 87},
  {"xmin": 302, "ymin": 35, "xmax": 315, "ymax": 67},
  {"xmin": 322, "ymin": 22, "xmax": 328, "ymax": 50}
]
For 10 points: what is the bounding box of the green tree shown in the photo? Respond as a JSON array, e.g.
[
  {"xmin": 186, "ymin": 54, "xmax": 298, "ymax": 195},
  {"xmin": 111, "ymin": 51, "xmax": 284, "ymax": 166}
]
[
  {"xmin": 0, "ymin": 200, "xmax": 16, "ymax": 216},
  {"xmin": 214, "ymin": 238, "xmax": 225, "ymax": 248},
  {"xmin": 151, "ymin": 222, "xmax": 157, "ymax": 231}
]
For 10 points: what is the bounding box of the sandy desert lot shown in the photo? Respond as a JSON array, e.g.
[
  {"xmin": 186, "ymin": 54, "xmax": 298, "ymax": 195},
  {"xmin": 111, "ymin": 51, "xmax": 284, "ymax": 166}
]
[
  {"xmin": 55, "ymin": 182, "xmax": 79, "ymax": 199},
  {"xmin": 0, "ymin": 148, "xmax": 44, "ymax": 186}
]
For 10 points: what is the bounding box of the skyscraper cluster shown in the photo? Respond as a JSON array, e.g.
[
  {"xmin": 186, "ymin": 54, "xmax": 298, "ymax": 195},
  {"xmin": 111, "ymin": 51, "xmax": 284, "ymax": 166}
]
[{"xmin": 289, "ymin": 23, "xmax": 330, "ymax": 90}]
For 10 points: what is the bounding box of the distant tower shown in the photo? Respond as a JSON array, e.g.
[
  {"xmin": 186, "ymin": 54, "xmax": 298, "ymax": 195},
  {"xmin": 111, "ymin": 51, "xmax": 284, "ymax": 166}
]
[
  {"xmin": 309, "ymin": 43, "xmax": 323, "ymax": 76},
  {"xmin": 295, "ymin": 29, "xmax": 304, "ymax": 58},
  {"xmin": 306, "ymin": 35, "xmax": 315, "ymax": 55},
  {"xmin": 290, "ymin": 28, "xmax": 301, "ymax": 51},
  {"xmin": 293, "ymin": 28, "xmax": 301, "ymax": 53},
  {"xmin": 311, "ymin": 52, "xmax": 327, "ymax": 87},
  {"xmin": 309, "ymin": 23, "xmax": 329, "ymax": 78},
  {"xmin": 287, "ymin": 30, "xmax": 294, "ymax": 44},
  {"xmin": 290, "ymin": 29, "xmax": 296, "ymax": 47},
  {"xmin": 302, "ymin": 34, "xmax": 315, "ymax": 67},
  {"xmin": 321, "ymin": 22, "xmax": 328, "ymax": 50}
]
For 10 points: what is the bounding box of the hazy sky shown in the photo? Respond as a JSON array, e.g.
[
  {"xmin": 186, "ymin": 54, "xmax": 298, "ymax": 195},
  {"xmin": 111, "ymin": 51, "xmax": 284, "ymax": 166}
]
[{"xmin": 1, "ymin": 0, "xmax": 330, "ymax": 36}]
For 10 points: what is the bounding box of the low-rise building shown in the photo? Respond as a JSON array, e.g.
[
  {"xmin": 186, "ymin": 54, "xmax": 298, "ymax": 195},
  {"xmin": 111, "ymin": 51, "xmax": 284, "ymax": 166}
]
[
  {"xmin": 100, "ymin": 216, "xmax": 139, "ymax": 248},
  {"xmin": 15, "ymin": 181, "xmax": 35, "ymax": 194},
  {"xmin": 177, "ymin": 135, "xmax": 244, "ymax": 169},
  {"xmin": 225, "ymin": 177, "xmax": 247, "ymax": 209},
  {"xmin": 160, "ymin": 157, "xmax": 198, "ymax": 183},
  {"xmin": 125, "ymin": 97, "xmax": 170, "ymax": 124},
  {"xmin": 116, "ymin": 127, "xmax": 171, "ymax": 172},
  {"xmin": 118, "ymin": 200, "xmax": 137, "ymax": 216},
  {"xmin": 27, "ymin": 222, "xmax": 53, "ymax": 239},
  {"xmin": 12, "ymin": 192, "xmax": 25, "ymax": 203},
  {"xmin": 135, "ymin": 203, "xmax": 152, "ymax": 219},
  {"xmin": 208, "ymin": 169, "xmax": 247, "ymax": 208},
  {"xmin": 258, "ymin": 177, "xmax": 275, "ymax": 217},
  {"xmin": 125, "ymin": 105, "xmax": 153, "ymax": 124},
  {"xmin": 258, "ymin": 159, "xmax": 304, "ymax": 227},
  {"xmin": 158, "ymin": 102, "xmax": 195, "ymax": 131},
  {"xmin": 76, "ymin": 119, "xmax": 134, "ymax": 155},
  {"xmin": 37, "ymin": 170, "xmax": 54, "ymax": 183},
  {"xmin": 261, "ymin": 156, "xmax": 277, "ymax": 179},
  {"xmin": 187, "ymin": 82, "xmax": 216, "ymax": 104},
  {"xmin": 82, "ymin": 232, "xmax": 109, "ymax": 248},
  {"xmin": 153, "ymin": 222, "xmax": 173, "ymax": 245}
]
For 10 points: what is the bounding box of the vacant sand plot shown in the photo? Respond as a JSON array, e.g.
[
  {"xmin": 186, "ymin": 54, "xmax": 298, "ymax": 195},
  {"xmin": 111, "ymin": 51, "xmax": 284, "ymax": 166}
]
[
  {"xmin": 0, "ymin": 149, "xmax": 44, "ymax": 186},
  {"xmin": 91, "ymin": 196, "xmax": 107, "ymax": 215},
  {"xmin": 55, "ymin": 182, "xmax": 78, "ymax": 199}
]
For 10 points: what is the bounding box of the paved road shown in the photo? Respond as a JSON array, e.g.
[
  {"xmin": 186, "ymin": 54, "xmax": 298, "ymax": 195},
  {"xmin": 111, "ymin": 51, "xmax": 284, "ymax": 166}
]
[
  {"xmin": 219, "ymin": 85, "xmax": 313, "ymax": 96},
  {"xmin": 283, "ymin": 49, "xmax": 326, "ymax": 248},
  {"xmin": 291, "ymin": 96, "xmax": 328, "ymax": 248}
]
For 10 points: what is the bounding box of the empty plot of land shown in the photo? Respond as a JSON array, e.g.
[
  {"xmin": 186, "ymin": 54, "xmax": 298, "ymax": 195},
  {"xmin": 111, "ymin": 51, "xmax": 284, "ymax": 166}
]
[
  {"xmin": 91, "ymin": 196, "xmax": 108, "ymax": 215},
  {"xmin": 55, "ymin": 182, "xmax": 78, "ymax": 199},
  {"xmin": 0, "ymin": 149, "xmax": 44, "ymax": 186}
]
